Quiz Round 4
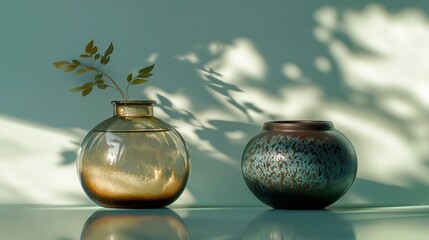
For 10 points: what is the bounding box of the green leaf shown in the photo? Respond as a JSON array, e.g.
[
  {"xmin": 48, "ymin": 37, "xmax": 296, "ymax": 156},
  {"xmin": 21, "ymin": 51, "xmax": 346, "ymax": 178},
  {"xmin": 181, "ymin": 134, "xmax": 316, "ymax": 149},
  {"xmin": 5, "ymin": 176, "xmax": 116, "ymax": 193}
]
[
  {"xmin": 75, "ymin": 68, "xmax": 88, "ymax": 75},
  {"xmin": 83, "ymin": 82, "xmax": 94, "ymax": 88},
  {"xmin": 137, "ymin": 72, "xmax": 153, "ymax": 78},
  {"xmin": 82, "ymin": 86, "xmax": 93, "ymax": 96},
  {"xmin": 104, "ymin": 56, "xmax": 110, "ymax": 65},
  {"xmin": 95, "ymin": 73, "xmax": 103, "ymax": 79},
  {"xmin": 53, "ymin": 61, "xmax": 69, "ymax": 69},
  {"xmin": 64, "ymin": 64, "xmax": 78, "ymax": 72},
  {"xmin": 95, "ymin": 79, "xmax": 104, "ymax": 84},
  {"xmin": 104, "ymin": 43, "xmax": 114, "ymax": 56},
  {"xmin": 139, "ymin": 64, "xmax": 155, "ymax": 73},
  {"xmin": 72, "ymin": 59, "xmax": 81, "ymax": 65},
  {"xmin": 130, "ymin": 79, "xmax": 148, "ymax": 85},
  {"xmin": 94, "ymin": 53, "xmax": 100, "ymax": 60},
  {"xmin": 127, "ymin": 73, "xmax": 133, "ymax": 82},
  {"xmin": 91, "ymin": 46, "xmax": 98, "ymax": 55},
  {"xmin": 80, "ymin": 54, "xmax": 90, "ymax": 58},
  {"xmin": 85, "ymin": 40, "xmax": 94, "ymax": 54},
  {"xmin": 97, "ymin": 84, "xmax": 107, "ymax": 89},
  {"xmin": 101, "ymin": 56, "xmax": 110, "ymax": 65},
  {"xmin": 70, "ymin": 86, "xmax": 84, "ymax": 92}
]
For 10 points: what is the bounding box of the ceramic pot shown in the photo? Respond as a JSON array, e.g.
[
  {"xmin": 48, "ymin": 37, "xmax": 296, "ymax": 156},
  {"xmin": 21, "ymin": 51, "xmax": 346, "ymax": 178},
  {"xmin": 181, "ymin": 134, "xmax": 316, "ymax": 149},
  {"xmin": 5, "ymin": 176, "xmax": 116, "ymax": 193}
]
[
  {"xmin": 77, "ymin": 100, "xmax": 190, "ymax": 208},
  {"xmin": 241, "ymin": 121, "xmax": 357, "ymax": 209}
]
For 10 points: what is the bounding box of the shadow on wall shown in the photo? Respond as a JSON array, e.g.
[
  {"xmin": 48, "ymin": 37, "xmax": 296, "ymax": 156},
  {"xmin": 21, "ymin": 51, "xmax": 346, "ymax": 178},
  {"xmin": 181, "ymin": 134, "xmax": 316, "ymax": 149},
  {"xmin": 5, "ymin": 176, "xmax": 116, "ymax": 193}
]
[{"xmin": 144, "ymin": 3, "xmax": 429, "ymax": 205}]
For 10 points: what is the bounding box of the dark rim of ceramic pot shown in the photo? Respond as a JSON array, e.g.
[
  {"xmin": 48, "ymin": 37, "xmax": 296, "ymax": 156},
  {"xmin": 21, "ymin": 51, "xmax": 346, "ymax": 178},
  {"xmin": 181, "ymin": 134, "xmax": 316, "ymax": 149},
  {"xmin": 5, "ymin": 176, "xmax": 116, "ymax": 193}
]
[
  {"xmin": 263, "ymin": 120, "xmax": 334, "ymax": 131},
  {"xmin": 112, "ymin": 100, "xmax": 156, "ymax": 106}
]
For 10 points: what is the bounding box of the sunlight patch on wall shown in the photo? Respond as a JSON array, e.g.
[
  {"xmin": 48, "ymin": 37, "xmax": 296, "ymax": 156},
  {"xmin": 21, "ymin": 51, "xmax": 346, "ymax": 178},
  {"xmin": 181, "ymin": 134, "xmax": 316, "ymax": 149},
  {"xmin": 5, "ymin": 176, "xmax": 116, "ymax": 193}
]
[
  {"xmin": 314, "ymin": 56, "xmax": 332, "ymax": 73},
  {"xmin": 321, "ymin": 105, "xmax": 423, "ymax": 187},
  {"xmin": 376, "ymin": 94, "xmax": 420, "ymax": 119},
  {"xmin": 224, "ymin": 130, "xmax": 246, "ymax": 141},
  {"xmin": 230, "ymin": 85, "xmax": 325, "ymax": 121},
  {"xmin": 204, "ymin": 37, "xmax": 267, "ymax": 84},
  {"xmin": 343, "ymin": 4, "xmax": 428, "ymax": 57},
  {"xmin": 146, "ymin": 52, "xmax": 159, "ymax": 63},
  {"xmin": 176, "ymin": 52, "xmax": 200, "ymax": 64},
  {"xmin": 208, "ymin": 41, "xmax": 225, "ymax": 55},
  {"xmin": 313, "ymin": 6, "xmax": 337, "ymax": 43},
  {"xmin": 312, "ymin": 3, "xmax": 429, "ymax": 202},
  {"xmin": 314, "ymin": 6, "xmax": 338, "ymax": 30},
  {"xmin": 282, "ymin": 63, "xmax": 303, "ymax": 81},
  {"xmin": 0, "ymin": 114, "xmax": 87, "ymax": 204},
  {"xmin": 326, "ymin": 4, "xmax": 429, "ymax": 109}
]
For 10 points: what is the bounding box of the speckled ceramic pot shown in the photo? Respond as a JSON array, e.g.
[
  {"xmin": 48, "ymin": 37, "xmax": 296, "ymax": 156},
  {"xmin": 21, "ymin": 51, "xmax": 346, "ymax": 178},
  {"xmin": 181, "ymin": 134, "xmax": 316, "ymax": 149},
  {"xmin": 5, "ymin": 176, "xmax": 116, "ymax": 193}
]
[{"xmin": 241, "ymin": 121, "xmax": 357, "ymax": 209}]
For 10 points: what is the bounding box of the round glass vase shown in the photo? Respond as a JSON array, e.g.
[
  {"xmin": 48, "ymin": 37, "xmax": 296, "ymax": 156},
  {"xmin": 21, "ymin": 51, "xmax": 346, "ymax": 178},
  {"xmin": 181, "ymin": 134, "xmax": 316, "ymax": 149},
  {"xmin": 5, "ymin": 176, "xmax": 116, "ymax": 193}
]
[
  {"xmin": 77, "ymin": 100, "xmax": 190, "ymax": 208},
  {"xmin": 241, "ymin": 121, "xmax": 357, "ymax": 209}
]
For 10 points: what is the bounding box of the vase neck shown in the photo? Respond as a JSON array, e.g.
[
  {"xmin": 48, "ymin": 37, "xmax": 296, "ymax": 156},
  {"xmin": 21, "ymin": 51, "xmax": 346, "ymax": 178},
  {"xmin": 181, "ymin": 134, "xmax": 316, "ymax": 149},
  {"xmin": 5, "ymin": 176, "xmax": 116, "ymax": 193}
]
[
  {"xmin": 263, "ymin": 121, "xmax": 334, "ymax": 131},
  {"xmin": 112, "ymin": 101, "xmax": 155, "ymax": 117}
]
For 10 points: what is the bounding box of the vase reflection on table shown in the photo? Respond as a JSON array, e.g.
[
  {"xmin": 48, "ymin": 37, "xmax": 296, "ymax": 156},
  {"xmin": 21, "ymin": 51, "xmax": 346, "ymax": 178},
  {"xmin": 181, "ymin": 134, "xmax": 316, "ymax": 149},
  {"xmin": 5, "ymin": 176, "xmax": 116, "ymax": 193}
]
[
  {"xmin": 77, "ymin": 101, "xmax": 191, "ymax": 208},
  {"xmin": 81, "ymin": 209, "xmax": 189, "ymax": 240},
  {"xmin": 244, "ymin": 210, "xmax": 356, "ymax": 240}
]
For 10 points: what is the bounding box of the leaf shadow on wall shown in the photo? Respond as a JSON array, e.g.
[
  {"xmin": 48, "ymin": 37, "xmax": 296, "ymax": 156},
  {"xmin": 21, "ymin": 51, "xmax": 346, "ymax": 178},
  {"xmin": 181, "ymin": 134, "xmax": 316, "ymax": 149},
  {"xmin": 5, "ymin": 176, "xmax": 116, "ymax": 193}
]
[{"xmin": 146, "ymin": 4, "xmax": 429, "ymax": 206}]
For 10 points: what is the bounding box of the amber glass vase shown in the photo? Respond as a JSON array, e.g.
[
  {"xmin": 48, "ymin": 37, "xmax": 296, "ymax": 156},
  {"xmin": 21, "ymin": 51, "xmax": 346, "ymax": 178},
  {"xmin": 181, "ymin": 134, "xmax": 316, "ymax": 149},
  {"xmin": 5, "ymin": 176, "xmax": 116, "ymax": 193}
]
[{"xmin": 77, "ymin": 101, "xmax": 190, "ymax": 208}]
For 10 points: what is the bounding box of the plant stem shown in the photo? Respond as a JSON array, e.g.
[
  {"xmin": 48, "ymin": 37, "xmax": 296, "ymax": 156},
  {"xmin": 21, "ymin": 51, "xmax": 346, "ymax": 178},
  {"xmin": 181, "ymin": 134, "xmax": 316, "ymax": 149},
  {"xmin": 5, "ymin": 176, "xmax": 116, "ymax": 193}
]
[
  {"xmin": 80, "ymin": 64, "xmax": 128, "ymax": 100},
  {"xmin": 125, "ymin": 82, "xmax": 131, "ymax": 100},
  {"xmin": 96, "ymin": 69, "xmax": 128, "ymax": 100}
]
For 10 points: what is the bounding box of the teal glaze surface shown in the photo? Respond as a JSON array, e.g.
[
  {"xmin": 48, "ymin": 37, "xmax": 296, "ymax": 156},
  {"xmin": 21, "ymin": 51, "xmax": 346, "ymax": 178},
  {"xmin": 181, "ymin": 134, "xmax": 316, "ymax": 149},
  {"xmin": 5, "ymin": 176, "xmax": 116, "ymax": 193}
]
[
  {"xmin": 242, "ymin": 121, "xmax": 357, "ymax": 209},
  {"xmin": 243, "ymin": 135, "xmax": 354, "ymax": 191}
]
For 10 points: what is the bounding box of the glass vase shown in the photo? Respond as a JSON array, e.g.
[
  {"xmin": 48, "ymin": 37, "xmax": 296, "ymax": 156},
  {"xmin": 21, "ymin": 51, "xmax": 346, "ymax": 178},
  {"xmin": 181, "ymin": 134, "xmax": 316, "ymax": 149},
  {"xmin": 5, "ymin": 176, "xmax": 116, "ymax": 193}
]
[{"xmin": 77, "ymin": 100, "xmax": 190, "ymax": 208}]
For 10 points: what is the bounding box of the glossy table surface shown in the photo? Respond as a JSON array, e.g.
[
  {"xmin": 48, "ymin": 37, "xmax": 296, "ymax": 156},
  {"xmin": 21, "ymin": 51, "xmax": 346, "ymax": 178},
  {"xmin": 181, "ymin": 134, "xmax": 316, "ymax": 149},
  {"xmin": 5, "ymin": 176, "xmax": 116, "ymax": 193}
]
[{"xmin": 1, "ymin": 204, "xmax": 429, "ymax": 240}]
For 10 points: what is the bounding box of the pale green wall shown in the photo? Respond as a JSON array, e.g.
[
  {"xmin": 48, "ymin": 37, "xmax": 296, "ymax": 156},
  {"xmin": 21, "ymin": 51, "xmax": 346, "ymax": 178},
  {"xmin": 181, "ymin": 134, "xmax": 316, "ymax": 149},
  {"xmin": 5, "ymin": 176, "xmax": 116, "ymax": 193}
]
[{"xmin": 1, "ymin": 0, "xmax": 429, "ymax": 206}]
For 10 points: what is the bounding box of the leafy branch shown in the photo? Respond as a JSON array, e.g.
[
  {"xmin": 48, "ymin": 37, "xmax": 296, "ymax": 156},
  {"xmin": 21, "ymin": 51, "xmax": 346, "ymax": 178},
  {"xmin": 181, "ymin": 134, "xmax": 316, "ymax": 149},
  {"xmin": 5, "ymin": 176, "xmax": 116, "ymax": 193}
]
[{"xmin": 53, "ymin": 40, "xmax": 154, "ymax": 100}]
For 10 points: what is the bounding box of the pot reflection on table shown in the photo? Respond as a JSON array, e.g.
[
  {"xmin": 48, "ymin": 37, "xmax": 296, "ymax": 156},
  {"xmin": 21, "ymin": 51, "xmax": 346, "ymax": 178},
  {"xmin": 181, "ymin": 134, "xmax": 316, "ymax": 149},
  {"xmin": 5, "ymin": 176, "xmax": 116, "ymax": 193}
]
[
  {"xmin": 81, "ymin": 208, "xmax": 189, "ymax": 240},
  {"xmin": 244, "ymin": 210, "xmax": 356, "ymax": 240}
]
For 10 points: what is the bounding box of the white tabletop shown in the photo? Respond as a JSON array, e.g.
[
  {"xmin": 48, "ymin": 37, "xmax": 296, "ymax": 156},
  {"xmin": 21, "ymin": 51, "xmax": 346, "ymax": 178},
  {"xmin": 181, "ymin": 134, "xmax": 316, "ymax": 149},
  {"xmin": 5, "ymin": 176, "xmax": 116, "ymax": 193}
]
[{"xmin": 1, "ymin": 204, "xmax": 428, "ymax": 240}]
